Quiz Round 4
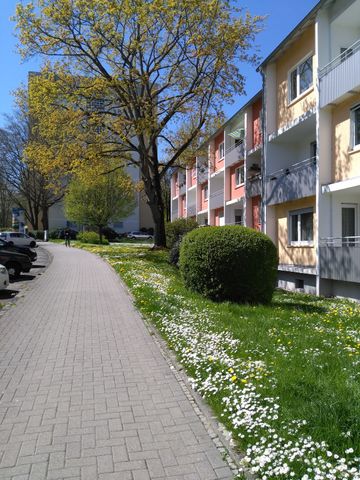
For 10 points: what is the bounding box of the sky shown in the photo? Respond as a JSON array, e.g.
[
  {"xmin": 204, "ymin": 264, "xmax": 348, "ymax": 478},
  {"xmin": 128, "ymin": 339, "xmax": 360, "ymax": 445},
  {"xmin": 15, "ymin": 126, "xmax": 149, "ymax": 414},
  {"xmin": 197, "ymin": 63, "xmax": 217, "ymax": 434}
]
[{"xmin": 0, "ymin": 0, "xmax": 319, "ymax": 128}]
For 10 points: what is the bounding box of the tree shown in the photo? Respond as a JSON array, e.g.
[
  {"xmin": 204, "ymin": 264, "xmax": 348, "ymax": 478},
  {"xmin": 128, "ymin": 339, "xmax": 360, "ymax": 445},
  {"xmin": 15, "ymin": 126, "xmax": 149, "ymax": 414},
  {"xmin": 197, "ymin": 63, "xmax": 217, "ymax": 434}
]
[
  {"xmin": 64, "ymin": 168, "xmax": 136, "ymax": 243},
  {"xmin": 0, "ymin": 112, "xmax": 64, "ymax": 230},
  {"xmin": 15, "ymin": 0, "xmax": 262, "ymax": 246},
  {"xmin": 0, "ymin": 179, "xmax": 12, "ymax": 228}
]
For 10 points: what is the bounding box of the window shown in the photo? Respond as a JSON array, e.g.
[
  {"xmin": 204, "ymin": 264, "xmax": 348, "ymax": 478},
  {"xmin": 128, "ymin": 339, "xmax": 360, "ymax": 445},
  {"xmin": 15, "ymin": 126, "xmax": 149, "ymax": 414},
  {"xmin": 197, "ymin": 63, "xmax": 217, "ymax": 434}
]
[
  {"xmin": 235, "ymin": 164, "xmax": 245, "ymax": 187},
  {"xmin": 219, "ymin": 142, "xmax": 225, "ymax": 160},
  {"xmin": 352, "ymin": 105, "xmax": 360, "ymax": 148},
  {"xmin": 342, "ymin": 205, "xmax": 356, "ymax": 246},
  {"xmin": 289, "ymin": 208, "xmax": 313, "ymax": 245},
  {"xmin": 310, "ymin": 141, "xmax": 317, "ymax": 159},
  {"xmin": 341, "ymin": 47, "xmax": 353, "ymax": 62},
  {"xmin": 203, "ymin": 184, "xmax": 208, "ymax": 201},
  {"xmin": 235, "ymin": 209, "xmax": 243, "ymax": 226},
  {"xmin": 289, "ymin": 56, "xmax": 313, "ymax": 102}
]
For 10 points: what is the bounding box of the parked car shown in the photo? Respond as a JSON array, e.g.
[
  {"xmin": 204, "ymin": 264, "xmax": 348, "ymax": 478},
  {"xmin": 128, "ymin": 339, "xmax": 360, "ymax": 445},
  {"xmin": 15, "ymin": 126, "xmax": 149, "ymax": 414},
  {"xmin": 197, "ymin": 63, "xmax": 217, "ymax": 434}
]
[
  {"xmin": 0, "ymin": 250, "xmax": 32, "ymax": 278},
  {"xmin": 127, "ymin": 231, "xmax": 153, "ymax": 240},
  {"xmin": 0, "ymin": 232, "xmax": 37, "ymax": 248},
  {"xmin": 0, "ymin": 238, "xmax": 37, "ymax": 262},
  {"xmin": 0, "ymin": 264, "xmax": 9, "ymax": 290}
]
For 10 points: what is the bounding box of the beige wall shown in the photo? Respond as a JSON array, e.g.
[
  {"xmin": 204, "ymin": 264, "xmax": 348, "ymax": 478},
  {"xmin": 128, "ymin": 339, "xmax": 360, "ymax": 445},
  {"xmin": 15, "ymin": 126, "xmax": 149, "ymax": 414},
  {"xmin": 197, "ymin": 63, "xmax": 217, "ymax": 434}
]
[
  {"xmin": 276, "ymin": 196, "xmax": 317, "ymax": 266},
  {"xmin": 332, "ymin": 93, "xmax": 360, "ymax": 182},
  {"xmin": 276, "ymin": 24, "xmax": 316, "ymax": 132}
]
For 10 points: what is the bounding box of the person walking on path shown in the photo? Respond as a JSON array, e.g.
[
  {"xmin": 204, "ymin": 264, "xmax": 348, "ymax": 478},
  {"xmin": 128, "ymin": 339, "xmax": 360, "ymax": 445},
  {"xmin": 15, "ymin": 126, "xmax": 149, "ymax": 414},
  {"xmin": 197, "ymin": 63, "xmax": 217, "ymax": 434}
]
[{"xmin": 64, "ymin": 229, "xmax": 71, "ymax": 247}]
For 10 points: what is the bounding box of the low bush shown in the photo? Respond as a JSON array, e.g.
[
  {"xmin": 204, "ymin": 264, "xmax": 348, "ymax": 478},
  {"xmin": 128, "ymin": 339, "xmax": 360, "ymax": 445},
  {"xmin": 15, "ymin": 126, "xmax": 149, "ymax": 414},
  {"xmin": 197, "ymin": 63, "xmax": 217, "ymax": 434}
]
[
  {"xmin": 169, "ymin": 238, "xmax": 181, "ymax": 266},
  {"xmin": 165, "ymin": 218, "xmax": 198, "ymax": 249},
  {"xmin": 77, "ymin": 231, "xmax": 109, "ymax": 245},
  {"xmin": 101, "ymin": 227, "xmax": 118, "ymax": 241},
  {"xmin": 179, "ymin": 226, "xmax": 278, "ymax": 304}
]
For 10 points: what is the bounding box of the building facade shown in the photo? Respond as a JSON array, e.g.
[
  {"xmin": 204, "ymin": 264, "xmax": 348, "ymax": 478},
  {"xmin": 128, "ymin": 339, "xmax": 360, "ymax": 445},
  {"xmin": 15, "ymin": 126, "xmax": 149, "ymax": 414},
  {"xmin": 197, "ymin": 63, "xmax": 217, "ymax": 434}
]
[
  {"xmin": 171, "ymin": 0, "xmax": 360, "ymax": 301},
  {"xmin": 171, "ymin": 92, "xmax": 263, "ymax": 233}
]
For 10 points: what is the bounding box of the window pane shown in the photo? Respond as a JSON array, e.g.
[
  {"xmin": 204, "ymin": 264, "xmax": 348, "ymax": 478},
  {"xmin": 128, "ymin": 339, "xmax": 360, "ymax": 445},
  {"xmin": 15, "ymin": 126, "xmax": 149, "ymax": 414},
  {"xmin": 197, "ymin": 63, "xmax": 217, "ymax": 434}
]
[
  {"xmin": 219, "ymin": 143, "xmax": 224, "ymax": 159},
  {"xmin": 291, "ymin": 215, "xmax": 298, "ymax": 242},
  {"xmin": 290, "ymin": 69, "xmax": 297, "ymax": 101},
  {"xmin": 300, "ymin": 212, "xmax": 313, "ymax": 241},
  {"xmin": 342, "ymin": 208, "xmax": 355, "ymax": 237},
  {"xmin": 355, "ymin": 108, "xmax": 360, "ymax": 146},
  {"xmin": 299, "ymin": 57, "xmax": 313, "ymax": 94}
]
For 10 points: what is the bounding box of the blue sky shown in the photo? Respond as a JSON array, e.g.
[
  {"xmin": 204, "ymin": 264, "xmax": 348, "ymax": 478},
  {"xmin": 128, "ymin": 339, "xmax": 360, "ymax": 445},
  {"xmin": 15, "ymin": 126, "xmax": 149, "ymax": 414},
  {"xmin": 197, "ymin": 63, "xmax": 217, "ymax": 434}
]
[{"xmin": 0, "ymin": 0, "xmax": 319, "ymax": 127}]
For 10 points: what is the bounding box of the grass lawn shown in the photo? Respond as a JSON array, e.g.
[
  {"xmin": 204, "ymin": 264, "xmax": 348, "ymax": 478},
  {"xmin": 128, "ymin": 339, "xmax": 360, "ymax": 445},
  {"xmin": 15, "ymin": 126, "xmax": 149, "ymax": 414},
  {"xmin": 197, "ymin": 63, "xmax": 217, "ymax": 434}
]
[{"xmin": 79, "ymin": 243, "xmax": 360, "ymax": 480}]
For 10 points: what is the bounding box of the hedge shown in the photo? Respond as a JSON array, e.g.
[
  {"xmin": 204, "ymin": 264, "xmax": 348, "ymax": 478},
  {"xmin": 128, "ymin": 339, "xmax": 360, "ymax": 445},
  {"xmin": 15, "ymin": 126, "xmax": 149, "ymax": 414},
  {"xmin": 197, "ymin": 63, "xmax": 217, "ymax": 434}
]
[
  {"xmin": 165, "ymin": 218, "xmax": 198, "ymax": 249},
  {"xmin": 179, "ymin": 226, "xmax": 278, "ymax": 304},
  {"xmin": 77, "ymin": 231, "xmax": 109, "ymax": 245}
]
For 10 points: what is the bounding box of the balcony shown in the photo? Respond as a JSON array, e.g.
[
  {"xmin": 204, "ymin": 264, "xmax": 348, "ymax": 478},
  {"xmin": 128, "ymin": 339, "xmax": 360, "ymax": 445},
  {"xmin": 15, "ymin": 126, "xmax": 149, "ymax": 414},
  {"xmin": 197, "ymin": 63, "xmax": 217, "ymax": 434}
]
[
  {"xmin": 172, "ymin": 205, "xmax": 178, "ymax": 220},
  {"xmin": 197, "ymin": 165, "xmax": 208, "ymax": 184},
  {"xmin": 266, "ymin": 157, "xmax": 317, "ymax": 206},
  {"xmin": 319, "ymin": 39, "xmax": 360, "ymax": 108},
  {"xmin": 246, "ymin": 174, "xmax": 262, "ymax": 198},
  {"xmin": 209, "ymin": 188, "xmax": 224, "ymax": 210},
  {"xmin": 320, "ymin": 237, "xmax": 360, "ymax": 283},
  {"xmin": 225, "ymin": 142, "xmax": 245, "ymax": 168},
  {"xmin": 187, "ymin": 204, "xmax": 196, "ymax": 217}
]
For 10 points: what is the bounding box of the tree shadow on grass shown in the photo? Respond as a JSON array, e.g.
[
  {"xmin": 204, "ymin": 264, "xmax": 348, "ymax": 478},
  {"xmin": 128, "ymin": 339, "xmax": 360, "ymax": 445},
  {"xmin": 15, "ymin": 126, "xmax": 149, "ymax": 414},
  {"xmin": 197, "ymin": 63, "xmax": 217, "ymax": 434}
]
[
  {"xmin": 0, "ymin": 289, "xmax": 18, "ymax": 300},
  {"xmin": 270, "ymin": 300, "xmax": 327, "ymax": 315},
  {"xmin": 10, "ymin": 274, "xmax": 36, "ymax": 284}
]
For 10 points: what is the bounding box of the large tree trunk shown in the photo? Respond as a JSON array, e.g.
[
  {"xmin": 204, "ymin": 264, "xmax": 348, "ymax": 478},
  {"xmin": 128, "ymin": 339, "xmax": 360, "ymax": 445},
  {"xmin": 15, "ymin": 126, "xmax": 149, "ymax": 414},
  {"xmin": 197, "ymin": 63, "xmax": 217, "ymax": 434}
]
[
  {"xmin": 98, "ymin": 225, "xmax": 103, "ymax": 244},
  {"xmin": 141, "ymin": 146, "xmax": 167, "ymax": 248},
  {"xmin": 41, "ymin": 205, "xmax": 49, "ymax": 231}
]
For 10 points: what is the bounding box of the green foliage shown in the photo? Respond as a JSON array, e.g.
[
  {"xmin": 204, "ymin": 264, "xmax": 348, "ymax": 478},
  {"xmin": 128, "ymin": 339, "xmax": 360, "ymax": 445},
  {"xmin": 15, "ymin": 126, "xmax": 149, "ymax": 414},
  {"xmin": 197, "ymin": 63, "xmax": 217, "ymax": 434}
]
[
  {"xmin": 64, "ymin": 169, "xmax": 135, "ymax": 233},
  {"xmin": 166, "ymin": 218, "xmax": 198, "ymax": 249},
  {"xmin": 169, "ymin": 238, "xmax": 182, "ymax": 267},
  {"xmin": 77, "ymin": 231, "xmax": 109, "ymax": 245},
  {"xmin": 179, "ymin": 226, "xmax": 278, "ymax": 304}
]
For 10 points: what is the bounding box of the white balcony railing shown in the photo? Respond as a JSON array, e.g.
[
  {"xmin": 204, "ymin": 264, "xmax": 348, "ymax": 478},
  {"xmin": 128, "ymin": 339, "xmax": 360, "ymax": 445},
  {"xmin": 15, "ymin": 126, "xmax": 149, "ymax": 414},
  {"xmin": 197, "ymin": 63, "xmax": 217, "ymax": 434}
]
[
  {"xmin": 319, "ymin": 39, "xmax": 360, "ymax": 107},
  {"xmin": 209, "ymin": 189, "xmax": 224, "ymax": 209},
  {"xmin": 225, "ymin": 142, "xmax": 245, "ymax": 168},
  {"xmin": 246, "ymin": 174, "xmax": 262, "ymax": 198},
  {"xmin": 187, "ymin": 204, "xmax": 196, "ymax": 217},
  {"xmin": 266, "ymin": 157, "xmax": 317, "ymax": 206},
  {"xmin": 320, "ymin": 236, "xmax": 360, "ymax": 283}
]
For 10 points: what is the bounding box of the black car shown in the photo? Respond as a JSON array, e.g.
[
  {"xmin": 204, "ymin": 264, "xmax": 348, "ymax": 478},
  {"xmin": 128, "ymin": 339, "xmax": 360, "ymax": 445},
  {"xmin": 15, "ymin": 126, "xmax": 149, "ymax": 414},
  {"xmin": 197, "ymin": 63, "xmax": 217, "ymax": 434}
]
[
  {"xmin": 0, "ymin": 238, "xmax": 37, "ymax": 262},
  {"xmin": 0, "ymin": 249, "xmax": 32, "ymax": 277}
]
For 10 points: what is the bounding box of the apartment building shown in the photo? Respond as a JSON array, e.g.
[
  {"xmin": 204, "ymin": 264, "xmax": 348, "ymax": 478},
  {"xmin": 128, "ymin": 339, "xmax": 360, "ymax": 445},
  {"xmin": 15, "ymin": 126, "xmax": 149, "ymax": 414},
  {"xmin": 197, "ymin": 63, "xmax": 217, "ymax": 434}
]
[
  {"xmin": 171, "ymin": 0, "xmax": 360, "ymax": 301},
  {"xmin": 261, "ymin": 0, "xmax": 360, "ymax": 299},
  {"xmin": 171, "ymin": 92, "xmax": 263, "ymax": 232}
]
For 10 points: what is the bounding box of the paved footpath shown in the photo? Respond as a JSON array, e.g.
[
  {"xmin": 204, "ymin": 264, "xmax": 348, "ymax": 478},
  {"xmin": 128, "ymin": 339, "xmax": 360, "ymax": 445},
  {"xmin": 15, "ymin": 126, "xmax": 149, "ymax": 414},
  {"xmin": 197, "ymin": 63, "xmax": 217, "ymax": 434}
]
[{"xmin": 0, "ymin": 244, "xmax": 234, "ymax": 480}]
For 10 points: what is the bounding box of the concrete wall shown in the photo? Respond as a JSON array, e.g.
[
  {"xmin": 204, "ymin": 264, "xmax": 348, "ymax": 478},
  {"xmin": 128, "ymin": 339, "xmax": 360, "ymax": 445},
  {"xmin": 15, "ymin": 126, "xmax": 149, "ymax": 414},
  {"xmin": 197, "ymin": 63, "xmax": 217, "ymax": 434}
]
[
  {"xmin": 332, "ymin": 93, "xmax": 360, "ymax": 181},
  {"xmin": 276, "ymin": 24, "xmax": 317, "ymax": 131},
  {"xmin": 276, "ymin": 196, "xmax": 317, "ymax": 266}
]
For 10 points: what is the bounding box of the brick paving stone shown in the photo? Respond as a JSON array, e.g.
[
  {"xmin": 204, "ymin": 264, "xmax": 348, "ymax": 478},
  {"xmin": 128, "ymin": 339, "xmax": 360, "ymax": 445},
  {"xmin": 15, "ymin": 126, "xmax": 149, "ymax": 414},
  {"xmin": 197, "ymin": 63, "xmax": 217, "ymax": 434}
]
[{"xmin": 0, "ymin": 244, "xmax": 234, "ymax": 479}]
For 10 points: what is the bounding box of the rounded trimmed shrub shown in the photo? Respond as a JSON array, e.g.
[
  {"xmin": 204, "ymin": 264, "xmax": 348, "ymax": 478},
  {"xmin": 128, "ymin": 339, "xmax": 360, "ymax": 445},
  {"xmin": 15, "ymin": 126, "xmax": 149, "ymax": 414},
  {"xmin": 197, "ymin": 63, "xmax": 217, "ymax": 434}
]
[
  {"xmin": 165, "ymin": 218, "xmax": 198, "ymax": 249},
  {"xmin": 77, "ymin": 231, "xmax": 109, "ymax": 245},
  {"xmin": 179, "ymin": 226, "xmax": 278, "ymax": 304}
]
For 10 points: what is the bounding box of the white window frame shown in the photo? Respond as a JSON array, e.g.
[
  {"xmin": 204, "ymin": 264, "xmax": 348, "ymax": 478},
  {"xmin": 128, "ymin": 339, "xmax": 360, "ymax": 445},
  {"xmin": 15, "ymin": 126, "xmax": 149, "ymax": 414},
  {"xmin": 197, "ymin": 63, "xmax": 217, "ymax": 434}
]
[
  {"xmin": 288, "ymin": 208, "xmax": 314, "ymax": 246},
  {"xmin": 235, "ymin": 164, "xmax": 245, "ymax": 187},
  {"xmin": 341, "ymin": 203, "xmax": 357, "ymax": 245},
  {"xmin": 219, "ymin": 142, "xmax": 225, "ymax": 161},
  {"xmin": 351, "ymin": 104, "xmax": 360, "ymax": 148},
  {"xmin": 288, "ymin": 54, "xmax": 313, "ymax": 103}
]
